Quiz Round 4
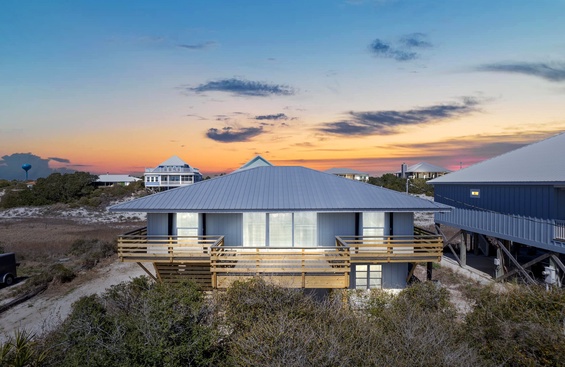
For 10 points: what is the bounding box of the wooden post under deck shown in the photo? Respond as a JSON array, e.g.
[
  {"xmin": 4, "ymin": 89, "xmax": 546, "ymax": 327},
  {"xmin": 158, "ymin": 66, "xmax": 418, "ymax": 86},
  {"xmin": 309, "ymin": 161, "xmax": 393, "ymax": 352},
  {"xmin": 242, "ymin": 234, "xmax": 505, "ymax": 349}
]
[{"xmin": 460, "ymin": 231, "xmax": 467, "ymax": 267}]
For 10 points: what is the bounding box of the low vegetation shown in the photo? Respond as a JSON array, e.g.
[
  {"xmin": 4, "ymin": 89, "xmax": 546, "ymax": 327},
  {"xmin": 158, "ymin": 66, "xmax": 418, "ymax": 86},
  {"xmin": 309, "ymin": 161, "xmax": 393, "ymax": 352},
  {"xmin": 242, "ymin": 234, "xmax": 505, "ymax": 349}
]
[
  {"xmin": 0, "ymin": 172, "xmax": 145, "ymax": 209},
  {"xmin": 368, "ymin": 173, "xmax": 434, "ymax": 196},
  {"xmin": 3, "ymin": 276, "xmax": 565, "ymax": 366}
]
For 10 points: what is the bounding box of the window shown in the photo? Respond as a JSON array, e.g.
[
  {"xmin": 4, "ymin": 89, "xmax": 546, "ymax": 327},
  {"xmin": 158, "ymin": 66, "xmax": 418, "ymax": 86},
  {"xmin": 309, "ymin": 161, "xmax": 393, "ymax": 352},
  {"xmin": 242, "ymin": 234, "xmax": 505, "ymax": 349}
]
[
  {"xmin": 355, "ymin": 264, "xmax": 382, "ymax": 289},
  {"xmin": 243, "ymin": 212, "xmax": 317, "ymax": 247},
  {"xmin": 363, "ymin": 212, "xmax": 385, "ymax": 237},
  {"xmin": 269, "ymin": 213, "xmax": 293, "ymax": 247},
  {"xmin": 177, "ymin": 213, "xmax": 198, "ymax": 237},
  {"xmin": 243, "ymin": 213, "xmax": 266, "ymax": 246},
  {"xmin": 470, "ymin": 189, "xmax": 480, "ymax": 198},
  {"xmin": 294, "ymin": 212, "xmax": 316, "ymax": 247}
]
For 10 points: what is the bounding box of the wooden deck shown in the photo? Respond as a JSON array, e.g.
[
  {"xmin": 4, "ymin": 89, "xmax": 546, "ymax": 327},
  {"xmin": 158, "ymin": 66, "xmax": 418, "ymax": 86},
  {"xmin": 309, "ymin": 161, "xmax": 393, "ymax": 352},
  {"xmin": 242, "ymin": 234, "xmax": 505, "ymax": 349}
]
[{"xmin": 117, "ymin": 227, "xmax": 443, "ymax": 289}]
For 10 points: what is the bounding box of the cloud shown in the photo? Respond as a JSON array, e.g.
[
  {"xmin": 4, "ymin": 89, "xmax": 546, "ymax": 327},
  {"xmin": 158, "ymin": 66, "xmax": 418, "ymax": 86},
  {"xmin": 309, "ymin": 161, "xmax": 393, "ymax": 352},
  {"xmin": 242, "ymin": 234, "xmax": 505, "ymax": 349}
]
[
  {"xmin": 369, "ymin": 39, "xmax": 416, "ymax": 61},
  {"xmin": 206, "ymin": 126, "xmax": 264, "ymax": 143},
  {"xmin": 274, "ymin": 128, "xmax": 564, "ymax": 176},
  {"xmin": 48, "ymin": 157, "xmax": 71, "ymax": 163},
  {"xmin": 188, "ymin": 78, "xmax": 295, "ymax": 97},
  {"xmin": 255, "ymin": 113, "xmax": 289, "ymax": 120},
  {"xmin": 177, "ymin": 41, "xmax": 217, "ymax": 50},
  {"xmin": 476, "ymin": 62, "xmax": 565, "ymax": 82},
  {"xmin": 400, "ymin": 33, "xmax": 432, "ymax": 48},
  {"xmin": 319, "ymin": 97, "xmax": 480, "ymax": 136},
  {"xmin": 0, "ymin": 153, "xmax": 75, "ymax": 180},
  {"xmin": 369, "ymin": 33, "xmax": 432, "ymax": 62}
]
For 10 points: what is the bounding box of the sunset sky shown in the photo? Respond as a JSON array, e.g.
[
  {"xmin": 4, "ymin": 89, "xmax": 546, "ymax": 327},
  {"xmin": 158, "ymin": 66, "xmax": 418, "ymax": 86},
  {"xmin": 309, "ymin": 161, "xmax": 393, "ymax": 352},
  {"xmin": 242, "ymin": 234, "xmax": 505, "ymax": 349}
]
[{"xmin": 1, "ymin": 0, "xmax": 565, "ymax": 179}]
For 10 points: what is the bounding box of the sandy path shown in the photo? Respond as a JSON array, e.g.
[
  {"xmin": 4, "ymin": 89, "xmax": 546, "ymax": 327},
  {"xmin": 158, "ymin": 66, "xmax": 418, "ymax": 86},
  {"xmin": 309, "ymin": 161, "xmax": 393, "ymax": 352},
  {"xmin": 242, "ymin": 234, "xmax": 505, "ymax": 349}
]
[{"xmin": 0, "ymin": 261, "xmax": 148, "ymax": 343}]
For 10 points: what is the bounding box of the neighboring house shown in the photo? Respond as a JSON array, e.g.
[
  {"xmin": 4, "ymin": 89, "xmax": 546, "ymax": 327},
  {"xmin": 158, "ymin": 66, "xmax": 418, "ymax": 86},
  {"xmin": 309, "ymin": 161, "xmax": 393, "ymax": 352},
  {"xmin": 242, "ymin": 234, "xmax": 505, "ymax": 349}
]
[
  {"xmin": 324, "ymin": 168, "xmax": 370, "ymax": 182},
  {"xmin": 95, "ymin": 174, "xmax": 141, "ymax": 187},
  {"xmin": 236, "ymin": 155, "xmax": 273, "ymax": 171},
  {"xmin": 396, "ymin": 162, "xmax": 451, "ymax": 180},
  {"xmin": 144, "ymin": 156, "xmax": 202, "ymax": 191},
  {"xmin": 429, "ymin": 132, "xmax": 565, "ymax": 283},
  {"xmin": 111, "ymin": 165, "xmax": 449, "ymax": 290}
]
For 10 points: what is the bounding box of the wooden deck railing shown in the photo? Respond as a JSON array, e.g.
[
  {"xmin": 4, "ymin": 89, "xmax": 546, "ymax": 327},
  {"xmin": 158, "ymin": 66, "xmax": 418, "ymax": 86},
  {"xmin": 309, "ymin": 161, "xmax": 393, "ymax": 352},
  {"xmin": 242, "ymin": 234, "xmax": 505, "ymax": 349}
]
[
  {"xmin": 336, "ymin": 232, "xmax": 443, "ymax": 263},
  {"xmin": 117, "ymin": 227, "xmax": 224, "ymax": 263},
  {"xmin": 210, "ymin": 242, "xmax": 350, "ymax": 288},
  {"xmin": 117, "ymin": 227, "xmax": 442, "ymax": 288}
]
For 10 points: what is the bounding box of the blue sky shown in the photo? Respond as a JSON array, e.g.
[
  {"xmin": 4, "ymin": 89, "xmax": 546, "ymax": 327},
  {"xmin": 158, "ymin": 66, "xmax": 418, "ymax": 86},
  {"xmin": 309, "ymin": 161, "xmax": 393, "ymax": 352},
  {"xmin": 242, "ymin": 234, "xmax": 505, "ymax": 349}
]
[{"xmin": 1, "ymin": 0, "xmax": 564, "ymax": 179}]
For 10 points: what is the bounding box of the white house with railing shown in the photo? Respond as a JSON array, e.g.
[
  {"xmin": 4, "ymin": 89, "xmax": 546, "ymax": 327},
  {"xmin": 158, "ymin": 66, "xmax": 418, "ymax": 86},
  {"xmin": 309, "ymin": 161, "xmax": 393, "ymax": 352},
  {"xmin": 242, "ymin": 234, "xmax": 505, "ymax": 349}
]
[
  {"xmin": 111, "ymin": 165, "xmax": 451, "ymax": 290},
  {"xmin": 144, "ymin": 156, "xmax": 202, "ymax": 191}
]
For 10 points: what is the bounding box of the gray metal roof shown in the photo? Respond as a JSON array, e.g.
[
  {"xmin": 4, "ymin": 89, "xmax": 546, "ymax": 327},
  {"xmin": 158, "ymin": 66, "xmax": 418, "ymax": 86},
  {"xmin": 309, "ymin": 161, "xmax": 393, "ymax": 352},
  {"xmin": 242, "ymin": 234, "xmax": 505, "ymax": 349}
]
[
  {"xmin": 406, "ymin": 162, "xmax": 450, "ymax": 174},
  {"xmin": 429, "ymin": 132, "xmax": 565, "ymax": 184},
  {"xmin": 236, "ymin": 155, "xmax": 273, "ymax": 171},
  {"xmin": 325, "ymin": 168, "xmax": 369, "ymax": 175},
  {"xmin": 158, "ymin": 155, "xmax": 189, "ymax": 166},
  {"xmin": 111, "ymin": 166, "xmax": 450, "ymax": 213},
  {"xmin": 395, "ymin": 162, "xmax": 450, "ymax": 174},
  {"xmin": 96, "ymin": 174, "xmax": 140, "ymax": 183}
]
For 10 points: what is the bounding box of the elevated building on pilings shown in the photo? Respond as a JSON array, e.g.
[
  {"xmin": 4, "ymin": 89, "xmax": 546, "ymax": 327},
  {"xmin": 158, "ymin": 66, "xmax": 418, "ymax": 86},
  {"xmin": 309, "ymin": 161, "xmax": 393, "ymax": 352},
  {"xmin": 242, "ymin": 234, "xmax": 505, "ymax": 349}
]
[{"xmin": 429, "ymin": 132, "xmax": 565, "ymax": 286}]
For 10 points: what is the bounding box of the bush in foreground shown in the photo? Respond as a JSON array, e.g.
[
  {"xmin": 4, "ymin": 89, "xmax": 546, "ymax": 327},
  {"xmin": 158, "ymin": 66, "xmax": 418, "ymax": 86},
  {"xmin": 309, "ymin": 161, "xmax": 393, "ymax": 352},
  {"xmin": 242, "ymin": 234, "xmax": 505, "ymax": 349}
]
[
  {"xmin": 464, "ymin": 284, "xmax": 565, "ymax": 366},
  {"xmin": 5, "ymin": 276, "xmax": 565, "ymax": 366},
  {"xmin": 39, "ymin": 277, "xmax": 224, "ymax": 367}
]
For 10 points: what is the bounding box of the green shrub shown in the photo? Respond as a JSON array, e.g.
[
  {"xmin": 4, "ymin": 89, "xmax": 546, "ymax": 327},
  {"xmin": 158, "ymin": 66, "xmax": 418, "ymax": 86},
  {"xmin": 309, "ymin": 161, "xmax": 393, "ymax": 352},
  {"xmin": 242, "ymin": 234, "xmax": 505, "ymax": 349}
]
[
  {"xmin": 50, "ymin": 264, "xmax": 76, "ymax": 284},
  {"xmin": 463, "ymin": 285, "xmax": 565, "ymax": 366},
  {"xmin": 41, "ymin": 277, "xmax": 224, "ymax": 367},
  {"xmin": 0, "ymin": 329, "xmax": 47, "ymax": 367}
]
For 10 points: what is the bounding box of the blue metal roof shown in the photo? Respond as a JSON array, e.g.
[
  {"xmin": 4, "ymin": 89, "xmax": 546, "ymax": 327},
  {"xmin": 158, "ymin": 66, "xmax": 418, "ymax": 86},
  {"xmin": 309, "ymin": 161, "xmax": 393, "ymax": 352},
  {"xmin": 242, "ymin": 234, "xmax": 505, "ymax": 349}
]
[
  {"xmin": 430, "ymin": 132, "xmax": 565, "ymax": 185},
  {"xmin": 111, "ymin": 166, "xmax": 450, "ymax": 213}
]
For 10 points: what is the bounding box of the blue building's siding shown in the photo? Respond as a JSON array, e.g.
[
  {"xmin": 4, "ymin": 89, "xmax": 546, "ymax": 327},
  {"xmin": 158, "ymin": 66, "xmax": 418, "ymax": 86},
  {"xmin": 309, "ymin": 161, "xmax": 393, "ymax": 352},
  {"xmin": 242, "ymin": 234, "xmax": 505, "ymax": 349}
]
[
  {"xmin": 557, "ymin": 189, "xmax": 565, "ymax": 219},
  {"xmin": 434, "ymin": 184, "xmax": 560, "ymax": 220},
  {"xmin": 434, "ymin": 183, "xmax": 565, "ymax": 254}
]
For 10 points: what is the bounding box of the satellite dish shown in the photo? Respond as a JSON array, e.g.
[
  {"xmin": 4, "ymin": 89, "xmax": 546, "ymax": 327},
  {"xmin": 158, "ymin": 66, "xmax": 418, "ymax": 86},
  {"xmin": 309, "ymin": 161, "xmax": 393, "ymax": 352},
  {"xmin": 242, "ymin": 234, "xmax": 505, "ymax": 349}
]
[{"xmin": 22, "ymin": 163, "xmax": 32, "ymax": 180}]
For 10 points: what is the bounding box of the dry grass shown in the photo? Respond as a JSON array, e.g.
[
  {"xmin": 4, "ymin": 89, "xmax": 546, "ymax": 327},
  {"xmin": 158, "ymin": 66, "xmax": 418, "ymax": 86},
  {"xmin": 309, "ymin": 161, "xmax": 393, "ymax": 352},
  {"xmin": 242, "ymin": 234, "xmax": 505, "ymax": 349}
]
[{"xmin": 0, "ymin": 217, "xmax": 141, "ymax": 297}]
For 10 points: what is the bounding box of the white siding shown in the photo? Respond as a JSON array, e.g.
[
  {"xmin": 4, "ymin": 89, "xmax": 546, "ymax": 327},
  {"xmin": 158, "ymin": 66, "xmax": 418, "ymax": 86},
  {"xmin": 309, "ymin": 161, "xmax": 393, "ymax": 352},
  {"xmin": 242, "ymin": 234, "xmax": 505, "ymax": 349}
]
[
  {"xmin": 147, "ymin": 213, "xmax": 168, "ymax": 235},
  {"xmin": 206, "ymin": 213, "xmax": 243, "ymax": 246},
  {"xmin": 318, "ymin": 213, "xmax": 355, "ymax": 246}
]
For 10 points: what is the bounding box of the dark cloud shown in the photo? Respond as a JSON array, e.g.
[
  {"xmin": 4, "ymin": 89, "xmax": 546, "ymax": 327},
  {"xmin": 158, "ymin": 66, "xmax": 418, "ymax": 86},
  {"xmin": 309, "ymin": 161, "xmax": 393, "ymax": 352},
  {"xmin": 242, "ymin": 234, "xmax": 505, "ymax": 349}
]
[
  {"xmin": 189, "ymin": 78, "xmax": 295, "ymax": 97},
  {"xmin": 177, "ymin": 41, "xmax": 216, "ymax": 50},
  {"xmin": 369, "ymin": 39, "xmax": 416, "ymax": 61},
  {"xmin": 476, "ymin": 62, "xmax": 565, "ymax": 82},
  {"xmin": 400, "ymin": 33, "xmax": 432, "ymax": 48},
  {"xmin": 255, "ymin": 113, "xmax": 288, "ymax": 120},
  {"xmin": 206, "ymin": 126, "xmax": 264, "ymax": 143},
  {"xmin": 48, "ymin": 157, "xmax": 71, "ymax": 163},
  {"xmin": 0, "ymin": 153, "xmax": 75, "ymax": 180},
  {"xmin": 369, "ymin": 33, "xmax": 432, "ymax": 62},
  {"xmin": 319, "ymin": 97, "xmax": 480, "ymax": 136}
]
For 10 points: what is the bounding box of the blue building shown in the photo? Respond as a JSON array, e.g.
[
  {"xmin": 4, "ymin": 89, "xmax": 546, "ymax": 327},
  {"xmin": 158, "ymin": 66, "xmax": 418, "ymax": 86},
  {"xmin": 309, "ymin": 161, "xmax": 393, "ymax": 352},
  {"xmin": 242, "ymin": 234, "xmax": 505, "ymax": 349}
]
[{"xmin": 429, "ymin": 132, "xmax": 565, "ymax": 283}]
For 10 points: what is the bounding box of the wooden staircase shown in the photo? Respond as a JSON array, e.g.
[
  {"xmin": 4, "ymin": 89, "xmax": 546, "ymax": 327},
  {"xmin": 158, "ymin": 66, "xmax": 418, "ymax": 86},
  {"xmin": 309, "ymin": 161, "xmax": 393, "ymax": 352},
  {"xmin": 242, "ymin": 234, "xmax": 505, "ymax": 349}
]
[{"xmin": 153, "ymin": 262, "xmax": 213, "ymax": 290}]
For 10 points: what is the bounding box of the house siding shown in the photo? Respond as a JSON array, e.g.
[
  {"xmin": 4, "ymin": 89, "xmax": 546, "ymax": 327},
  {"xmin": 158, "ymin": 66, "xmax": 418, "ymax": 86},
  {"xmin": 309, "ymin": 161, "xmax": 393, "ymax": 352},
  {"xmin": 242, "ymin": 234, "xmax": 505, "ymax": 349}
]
[
  {"xmin": 205, "ymin": 213, "xmax": 243, "ymax": 246},
  {"xmin": 317, "ymin": 213, "xmax": 356, "ymax": 246},
  {"xmin": 392, "ymin": 212, "xmax": 413, "ymax": 235},
  {"xmin": 147, "ymin": 213, "xmax": 168, "ymax": 235},
  {"xmin": 557, "ymin": 188, "xmax": 565, "ymax": 219},
  {"xmin": 435, "ymin": 184, "xmax": 557, "ymax": 220},
  {"xmin": 382, "ymin": 263, "xmax": 408, "ymax": 288}
]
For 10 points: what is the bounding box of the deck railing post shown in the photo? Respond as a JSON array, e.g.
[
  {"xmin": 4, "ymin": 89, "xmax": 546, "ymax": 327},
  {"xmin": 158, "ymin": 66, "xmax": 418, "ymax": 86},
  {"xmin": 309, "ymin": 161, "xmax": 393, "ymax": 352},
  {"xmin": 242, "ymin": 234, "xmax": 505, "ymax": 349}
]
[
  {"xmin": 302, "ymin": 248, "xmax": 306, "ymax": 288},
  {"xmin": 168, "ymin": 236, "xmax": 173, "ymax": 262}
]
